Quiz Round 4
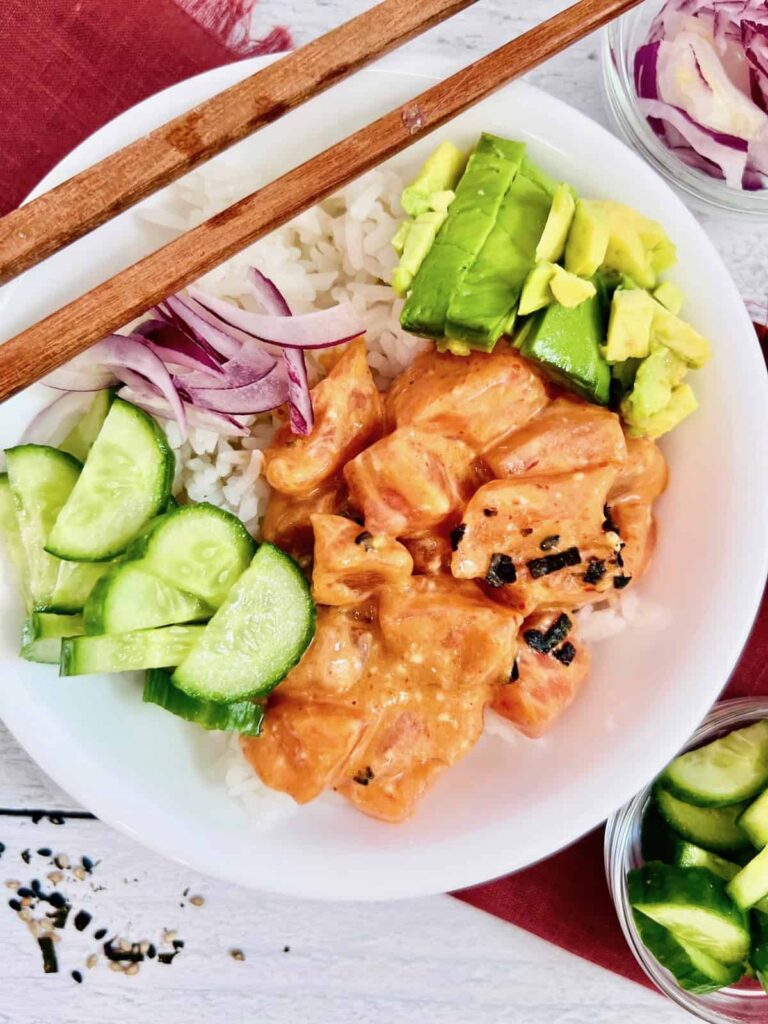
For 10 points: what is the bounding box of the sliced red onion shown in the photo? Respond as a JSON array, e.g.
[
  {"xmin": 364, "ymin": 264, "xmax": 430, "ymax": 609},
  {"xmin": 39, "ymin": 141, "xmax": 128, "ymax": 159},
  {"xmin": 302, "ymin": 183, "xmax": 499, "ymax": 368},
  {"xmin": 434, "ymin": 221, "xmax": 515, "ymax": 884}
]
[
  {"xmin": 89, "ymin": 336, "xmax": 188, "ymax": 441},
  {"xmin": 135, "ymin": 320, "xmax": 225, "ymax": 376},
  {"xmin": 187, "ymin": 284, "xmax": 364, "ymax": 350},
  {"xmin": 20, "ymin": 391, "xmax": 95, "ymax": 448},
  {"xmin": 116, "ymin": 387, "xmax": 250, "ymax": 437},
  {"xmin": 246, "ymin": 268, "xmax": 313, "ymax": 435},
  {"xmin": 44, "ymin": 350, "xmax": 117, "ymax": 391},
  {"xmin": 176, "ymin": 357, "xmax": 278, "ymax": 392},
  {"xmin": 186, "ymin": 362, "xmax": 289, "ymax": 415}
]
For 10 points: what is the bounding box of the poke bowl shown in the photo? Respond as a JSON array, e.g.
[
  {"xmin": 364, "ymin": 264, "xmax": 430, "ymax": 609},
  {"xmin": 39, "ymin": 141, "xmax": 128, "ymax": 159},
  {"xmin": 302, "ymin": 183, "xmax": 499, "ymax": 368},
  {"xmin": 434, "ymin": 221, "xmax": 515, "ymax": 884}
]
[{"xmin": 0, "ymin": 55, "xmax": 766, "ymax": 900}]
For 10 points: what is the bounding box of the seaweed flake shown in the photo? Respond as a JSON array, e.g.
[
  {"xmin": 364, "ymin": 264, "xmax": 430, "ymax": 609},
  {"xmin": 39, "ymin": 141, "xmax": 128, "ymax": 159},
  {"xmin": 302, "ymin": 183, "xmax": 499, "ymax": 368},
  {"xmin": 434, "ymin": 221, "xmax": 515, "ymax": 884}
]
[
  {"xmin": 508, "ymin": 660, "xmax": 520, "ymax": 683},
  {"xmin": 524, "ymin": 613, "xmax": 572, "ymax": 655},
  {"xmin": 483, "ymin": 508, "xmax": 498, "ymax": 518},
  {"xmin": 526, "ymin": 547, "xmax": 581, "ymax": 579},
  {"xmin": 449, "ymin": 524, "xmax": 466, "ymax": 551},
  {"xmin": 583, "ymin": 558, "xmax": 606, "ymax": 585},
  {"xmin": 38, "ymin": 937, "xmax": 58, "ymax": 974},
  {"xmin": 602, "ymin": 505, "xmax": 619, "ymax": 533},
  {"xmin": 354, "ymin": 531, "xmax": 373, "ymax": 550},
  {"xmin": 553, "ymin": 642, "xmax": 577, "ymax": 666},
  {"xmin": 539, "ymin": 534, "xmax": 560, "ymax": 552},
  {"xmin": 613, "ymin": 574, "xmax": 632, "ymax": 590},
  {"xmin": 485, "ymin": 553, "xmax": 517, "ymax": 588},
  {"xmin": 353, "ymin": 766, "xmax": 374, "ymax": 786}
]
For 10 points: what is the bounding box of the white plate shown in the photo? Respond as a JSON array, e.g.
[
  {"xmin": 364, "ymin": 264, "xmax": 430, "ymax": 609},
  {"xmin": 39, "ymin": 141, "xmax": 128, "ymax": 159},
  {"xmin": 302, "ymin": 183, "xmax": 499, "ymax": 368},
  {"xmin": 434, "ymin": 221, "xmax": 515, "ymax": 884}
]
[{"xmin": 1, "ymin": 56, "xmax": 767, "ymax": 901}]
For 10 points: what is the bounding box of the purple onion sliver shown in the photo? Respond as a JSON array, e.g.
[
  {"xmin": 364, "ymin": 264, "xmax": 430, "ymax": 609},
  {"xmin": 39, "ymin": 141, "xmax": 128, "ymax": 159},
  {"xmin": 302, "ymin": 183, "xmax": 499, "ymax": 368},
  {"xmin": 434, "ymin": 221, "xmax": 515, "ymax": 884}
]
[
  {"xmin": 283, "ymin": 347, "xmax": 313, "ymax": 436},
  {"xmin": 247, "ymin": 267, "xmax": 292, "ymax": 317},
  {"xmin": 20, "ymin": 392, "xmax": 95, "ymax": 447},
  {"xmin": 185, "ymin": 362, "xmax": 290, "ymax": 415}
]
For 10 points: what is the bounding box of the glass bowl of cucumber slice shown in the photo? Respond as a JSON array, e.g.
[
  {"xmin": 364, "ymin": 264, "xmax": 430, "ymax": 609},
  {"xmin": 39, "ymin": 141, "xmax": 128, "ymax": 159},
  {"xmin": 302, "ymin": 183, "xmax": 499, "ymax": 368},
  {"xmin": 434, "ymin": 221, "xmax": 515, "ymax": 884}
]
[{"xmin": 606, "ymin": 697, "xmax": 768, "ymax": 1023}]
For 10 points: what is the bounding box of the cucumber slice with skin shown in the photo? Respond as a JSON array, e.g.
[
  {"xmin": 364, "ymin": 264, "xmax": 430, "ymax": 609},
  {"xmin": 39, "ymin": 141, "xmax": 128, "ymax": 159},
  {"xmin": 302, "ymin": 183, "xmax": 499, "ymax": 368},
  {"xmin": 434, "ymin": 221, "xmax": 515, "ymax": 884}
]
[
  {"xmin": 21, "ymin": 612, "xmax": 84, "ymax": 664},
  {"xmin": 46, "ymin": 400, "xmax": 173, "ymax": 562},
  {"xmin": 84, "ymin": 562, "xmax": 211, "ymax": 635},
  {"xmin": 0, "ymin": 472, "xmax": 30, "ymax": 607},
  {"xmin": 143, "ymin": 670, "xmax": 264, "ymax": 736},
  {"xmin": 654, "ymin": 785, "xmax": 751, "ymax": 855},
  {"xmin": 173, "ymin": 543, "xmax": 316, "ymax": 703},
  {"xmin": 632, "ymin": 908, "xmax": 744, "ymax": 994},
  {"xmin": 60, "ymin": 625, "xmax": 203, "ymax": 676},
  {"xmin": 674, "ymin": 843, "xmax": 741, "ymax": 881},
  {"xmin": 59, "ymin": 389, "xmax": 114, "ymax": 463},
  {"xmin": 737, "ymin": 788, "xmax": 768, "ymax": 849},
  {"xmin": 5, "ymin": 445, "xmax": 81, "ymax": 608},
  {"xmin": 751, "ymin": 912, "xmax": 768, "ymax": 993},
  {"xmin": 628, "ymin": 862, "xmax": 751, "ymax": 964},
  {"xmin": 642, "ymin": 801, "xmax": 682, "ymax": 863},
  {"xmin": 727, "ymin": 846, "xmax": 768, "ymax": 910},
  {"xmin": 661, "ymin": 721, "xmax": 768, "ymax": 808},
  {"xmin": 125, "ymin": 503, "xmax": 256, "ymax": 609},
  {"xmin": 48, "ymin": 559, "xmax": 112, "ymax": 614}
]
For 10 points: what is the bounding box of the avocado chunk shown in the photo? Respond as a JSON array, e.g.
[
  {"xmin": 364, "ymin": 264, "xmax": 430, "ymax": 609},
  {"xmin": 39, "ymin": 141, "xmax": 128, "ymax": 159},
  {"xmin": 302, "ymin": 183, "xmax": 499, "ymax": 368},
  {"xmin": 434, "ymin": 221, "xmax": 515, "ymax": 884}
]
[
  {"xmin": 519, "ymin": 261, "xmax": 557, "ymax": 315},
  {"xmin": 392, "ymin": 209, "xmax": 451, "ymax": 298},
  {"xmin": 520, "ymin": 282, "xmax": 611, "ymax": 405},
  {"xmin": 401, "ymin": 141, "xmax": 467, "ymax": 217},
  {"xmin": 623, "ymin": 382, "xmax": 698, "ymax": 438},
  {"xmin": 400, "ymin": 134, "xmax": 526, "ymax": 340},
  {"xmin": 536, "ymin": 182, "xmax": 577, "ymax": 263},
  {"xmin": 595, "ymin": 201, "xmax": 677, "ymax": 290},
  {"xmin": 549, "ymin": 267, "xmax": 596, "ymax": 309},
  {"xmin": 564, "ymin": 200, "xmax": 610, "ymax": 278},
  {"xmin": 651, "ymin": 302, "xmax": 711, "ymax": 369},
  {"xmin": 653, "ymin": 281, "xmax": 684, "ymax": 315},
  {"xmin": 622, "ymin": 343, "xmax": 688, "ymax": 421},
  {"xmin": 442, "ymin": 157, "xmax": 552, "ymax": 350},
  {"xmin": 604, "ymin": 288, "xmax": 655, "ymax": 362}
]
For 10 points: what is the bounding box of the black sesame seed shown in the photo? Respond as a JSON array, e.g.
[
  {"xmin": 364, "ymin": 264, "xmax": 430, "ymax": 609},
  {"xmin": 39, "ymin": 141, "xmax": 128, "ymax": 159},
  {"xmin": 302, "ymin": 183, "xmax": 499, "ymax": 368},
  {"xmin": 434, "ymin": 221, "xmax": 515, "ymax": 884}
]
[
  {"xmin": 539, "ymin": 534, "xmax": 560, "ymax": 552},
  {"xmin": 94, "ymin": 928, "xmax": 107, "ymax": 940},
  {"xmin": 71, "ymin": 970, "xmax": 83, "ymax": 984},
  {"xmin": 485, "ymin": 553, "xmax": 517, "ymax": 588},
  {"xmin": 483, "ymin": 507, "xmax": 498, "ymax": 518},
  {"xmin": 17, "ymin": 887, "xmax": 34, "ymax": 899},
  {"xmin": 613, "ymin": 574, "xmax": 632, "ymax": 590},
  {"xmin": 8, "ymin": 898, "xmax": 21, "ymax": 912},
  {"xmin": 147, "ymin": 944, "xmax": 157, "ymax": 959},
  {"xmin": 37, "ymin": 848, "xmax": 52, "ymax": 858},
  {"xmin": 49, "ymin": 816, "xmax": 65, "ymax": 826},
  {"xmin": 158, "ymin": 951, "xmax": 179, "ymax": 965},
  {"xmin": 30, "ymin": 879, "xmax": 42, "ymax": 896},
  {"xmin": 0, "ymin": 843, "xmax": 5, "ymax": 856},
  {"xmin": 449, "ymin": 524, "xmax": 466, "ymax": 551},
  {"xmin": 49, "ymin": 891, "xmax": 67, "ymax": 910},
  {"xmin": 283, "ymin": 945, "xmax": 291, "ymax": 953},
  {"xmin": 172, "ymin": 939, "xmax": 185, "ymax": 950},
  {"xmin": 582, "ymin": 558, "xmax": 607, "ymax": 585},
  {"xmin": 81, "ymin": 856, "xmax": 94, "ymax": 873},
  {"xmin": 21, "ymin": 849, "xmax": 31, "ymax": 865},
  {"xmin": 74, "ymin": 910, "xmax": 92, "ymax": 932},
  {"xmin": 553, "ymin": 641, "xmax": 577, "ymax": 666},
  {"xmin": 526, "ymin": 547, "xmax": 581, "ymax": 579}
]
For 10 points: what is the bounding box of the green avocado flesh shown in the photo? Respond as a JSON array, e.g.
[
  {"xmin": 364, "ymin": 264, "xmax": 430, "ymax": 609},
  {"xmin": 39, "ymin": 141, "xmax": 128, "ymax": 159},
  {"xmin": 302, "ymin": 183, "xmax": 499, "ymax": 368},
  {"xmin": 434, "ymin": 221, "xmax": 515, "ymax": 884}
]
[
  {"xmin": 444, "ymin": 165, "xmax": 553, "ymax": 350},
  {"xmin": 520, "ymin": 280, "xmax": 611, "ymax": 405},
  {"xmin": 400, "ymin": 134, "xmax": 525, "ymax": 340}
]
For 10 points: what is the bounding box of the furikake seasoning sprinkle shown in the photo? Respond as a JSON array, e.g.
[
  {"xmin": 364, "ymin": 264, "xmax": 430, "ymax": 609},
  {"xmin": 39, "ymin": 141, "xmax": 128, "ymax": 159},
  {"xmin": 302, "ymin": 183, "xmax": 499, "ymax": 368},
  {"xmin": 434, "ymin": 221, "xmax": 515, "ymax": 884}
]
[
  {"xmin": 613, "ymin": 574, "xmax": 632, "ymax": 590},
  {"xmin": 449, "ymin": 524, "xmax": 466, "ymax": 551},
  {"xmin": 523, "ymin": 614, "xmax": 572, "ymax": 655},
  {"xmin": 353, "ymin": 766, "xmax": 375, "ymax": 786},
  {"xmin": 539, "ymin": 534, "xmax": 560, "ymax": 552},
  {"xmin": 582, "ymin": 558, "xmax": 606, "ymax": 585},
  {"xmin": 485, "ymin": 553, "xmax": 517, "ymax": 588},
  {"xmin": 526, "ymin": 547, "xmax": 581, "ymax": 579},
  {"xmin": 509, "ymin": 660, "xmax": 520, "ymax": 683},
  {"xmin": 354, "ymin": 531, "xmax": 373, "ymax": 550},
  {"xmin": 602, "ymin": 505, "xmax": 618, "ymax": 533},
  {"xmin": 553, "ymin": 641, "xmax": 577, "ymax": 666},
  {"xmin": 483, "ymin": 507, "xmax": 498, "ymax": 518},
  {"xmin": 38, "ymin": 936, "xmax": 58, "ymax": 974}
]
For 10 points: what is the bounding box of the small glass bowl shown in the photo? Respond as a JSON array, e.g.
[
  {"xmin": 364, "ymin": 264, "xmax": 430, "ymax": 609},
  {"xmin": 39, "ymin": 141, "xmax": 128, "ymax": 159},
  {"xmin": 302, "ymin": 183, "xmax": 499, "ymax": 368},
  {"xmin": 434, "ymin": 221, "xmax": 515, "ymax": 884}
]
[
  {"xmin": 601, "ymin": 2, "xmax": 768, "ymax": 220},
  {"xmin": 605, "ymin": 697, "xmax": 768, "ymax": 1023}
]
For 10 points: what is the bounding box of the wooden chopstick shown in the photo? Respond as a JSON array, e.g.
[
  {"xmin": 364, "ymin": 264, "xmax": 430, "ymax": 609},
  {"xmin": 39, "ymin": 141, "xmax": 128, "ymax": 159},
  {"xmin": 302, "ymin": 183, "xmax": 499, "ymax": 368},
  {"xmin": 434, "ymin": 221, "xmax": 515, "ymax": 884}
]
[
  {"xmin": 0, "ymin": 0, "xmax": 480, "ymax": 285},
  {"xmin": 0, "ymin": 0, "xmax": 641, "ymax": 405}
]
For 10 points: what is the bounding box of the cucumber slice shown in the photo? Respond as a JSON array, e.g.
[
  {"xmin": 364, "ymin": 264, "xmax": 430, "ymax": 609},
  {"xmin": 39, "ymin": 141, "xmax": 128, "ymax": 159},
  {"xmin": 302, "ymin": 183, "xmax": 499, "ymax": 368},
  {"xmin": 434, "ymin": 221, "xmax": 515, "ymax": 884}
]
[
  {"xmin": 751, "ymin": 913, "xmax": 768, "ymax": 993},
  {"xmin": 21, "ymin": 612, "xmax": 84, "ymax": 664},
  {"xmin": 632, "ymin": 908, "xmax": 744, "ymax": 994},
  {"xmin": 143, "ymin": 669, "xmax": 264, "ymax": 736},
  {"xmin": 674, "ymin": 843, "xmax": 741, "ymax": 881},
  {"xmin": 737, "ymin": 788, "xmax": 768, "ymax": 849},
  {"xmin": 727, "ymin": 846, "xmax": 768, "ymax": 910},
  {"xmin": 47, "ymin": 400, "xmax": 173, "ymax": 562},
  {"xmin": 0, "ymin": 472, "xmax": 30, "ymax": 607},
  {"xmin": 173, "ymin": 543, "xmax": 316, "ymax": 702},
  {"xmin": 661, "ymin": 720, "xmax": 768, "ymax": 807},
  {"xmin": 654, "ymin": 785, "xmax": 751, "ymax": 855},
  {"xmin": 125, "ymin": 503, "xmax": 256, "ymax": 609},
  {"xmin": 48, "ymin": 559, "xmax": 112, "ymax": 614},
  {"xmin": 5, "ymin": 445, "xmax": 81, "ymax": 608},
  {"xmin": 84, "ymin": 562, "xmax": 211, "ymax": 635},
  {"xmin": 628, "ymin": 863, "xmax": 751, "ymax": 964},
  {"xmin": 59, "ymin": 390, "xmax": 114, "ymax": 463},
  {"xmin": 60, "ymin": 625, "xmax": 203, "ymax": 676}
]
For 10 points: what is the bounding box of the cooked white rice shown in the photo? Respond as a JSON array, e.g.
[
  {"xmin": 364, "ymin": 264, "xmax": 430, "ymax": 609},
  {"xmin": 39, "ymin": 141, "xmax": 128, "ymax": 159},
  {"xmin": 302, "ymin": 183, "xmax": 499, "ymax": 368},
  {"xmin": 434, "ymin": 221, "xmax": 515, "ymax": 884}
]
[{"xmin": 139, "ymin": 161, "xmax": 665, "ymax": 823}]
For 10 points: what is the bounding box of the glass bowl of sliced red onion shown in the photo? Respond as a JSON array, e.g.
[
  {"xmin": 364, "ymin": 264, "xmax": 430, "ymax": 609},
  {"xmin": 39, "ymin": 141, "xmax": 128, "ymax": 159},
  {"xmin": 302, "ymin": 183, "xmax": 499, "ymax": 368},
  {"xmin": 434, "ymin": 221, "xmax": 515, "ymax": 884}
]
[{"xmin": 602, "ymin": 0, "xmax": 768, "ymax": 219}]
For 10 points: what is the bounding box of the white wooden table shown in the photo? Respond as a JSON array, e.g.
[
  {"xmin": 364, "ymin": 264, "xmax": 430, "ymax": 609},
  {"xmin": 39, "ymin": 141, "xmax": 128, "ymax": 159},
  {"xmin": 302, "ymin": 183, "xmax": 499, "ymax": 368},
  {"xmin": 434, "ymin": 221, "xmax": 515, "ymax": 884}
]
[{"xmin": 2, "ymin": 2, "xmax": 765, "ymax": 1020}]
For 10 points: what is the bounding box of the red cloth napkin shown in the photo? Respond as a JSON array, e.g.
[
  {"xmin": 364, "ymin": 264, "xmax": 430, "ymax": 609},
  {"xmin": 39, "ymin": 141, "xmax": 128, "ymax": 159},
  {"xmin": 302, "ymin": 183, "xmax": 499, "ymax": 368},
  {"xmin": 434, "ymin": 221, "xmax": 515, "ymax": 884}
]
[{"xmin": 2, "ymin": 0, "xmax": 767, "ymax": 991}]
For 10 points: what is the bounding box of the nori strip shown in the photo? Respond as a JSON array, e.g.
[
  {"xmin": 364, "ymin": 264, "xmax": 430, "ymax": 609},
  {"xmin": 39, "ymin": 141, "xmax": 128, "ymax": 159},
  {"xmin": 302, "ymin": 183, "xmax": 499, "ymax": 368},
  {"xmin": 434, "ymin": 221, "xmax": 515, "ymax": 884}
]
[
  {"xmin": 583, "ymin": 558, "xmax": 606, "ymax": 585},
  {"xmin": 524, "ymin": 613, "xmax": 572, "ymax": 655},
  {"xmin": 38, "ymin": 936, "xmax": 58, "ymax": 974},
  {"xmin": 553, "ymin": 641, "xmax": 577, "ymax": 666},
  {"xmin": 526, "ymin": 547, "xmax": 581, "ymax": 579},
  {"xmin": 485, "ymin": 553, "xmax": 517, "ymax": 587}
]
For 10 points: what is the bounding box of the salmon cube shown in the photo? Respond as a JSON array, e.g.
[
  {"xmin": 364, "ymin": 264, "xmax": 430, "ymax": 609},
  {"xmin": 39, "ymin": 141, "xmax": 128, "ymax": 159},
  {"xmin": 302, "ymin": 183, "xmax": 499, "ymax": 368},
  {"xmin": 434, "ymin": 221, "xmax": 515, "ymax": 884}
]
[{"xmin": 310, "ymin": 514, "xmax": 413, "ymax": 605}]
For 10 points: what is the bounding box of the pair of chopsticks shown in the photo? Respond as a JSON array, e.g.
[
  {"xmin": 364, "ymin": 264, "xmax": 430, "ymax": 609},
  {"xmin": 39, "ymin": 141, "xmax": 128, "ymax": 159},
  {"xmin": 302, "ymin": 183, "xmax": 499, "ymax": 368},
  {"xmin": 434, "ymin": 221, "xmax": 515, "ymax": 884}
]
[{"xmin": 0, "ymin": 0, "xmax": 641, "ymax": 404}]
